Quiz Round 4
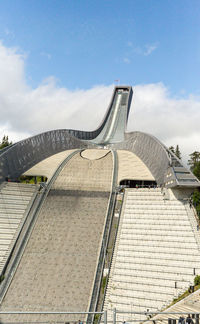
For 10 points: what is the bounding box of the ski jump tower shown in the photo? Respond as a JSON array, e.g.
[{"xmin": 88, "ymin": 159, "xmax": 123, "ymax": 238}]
[{"xmin": 0, "ymin": 86, "xmax": 199, "ymax": 188}]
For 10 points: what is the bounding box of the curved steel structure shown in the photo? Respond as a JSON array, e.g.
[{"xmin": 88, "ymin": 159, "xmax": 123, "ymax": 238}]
[
  {"xmin": 0, "ymin": 86, "xmax": 132, "ymax": 182},
  {"xmin": 0, "ymin": 130, "xmax": 89, "ymax": 182},
  {"xmin": 0, "ymin": 84, "xmax": 199, "ymax": 188},
  {"xmin": 112, "ymin": 131, "xmax": 199, "ymax": 187}
]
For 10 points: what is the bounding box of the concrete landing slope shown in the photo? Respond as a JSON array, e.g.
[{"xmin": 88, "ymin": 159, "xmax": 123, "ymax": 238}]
[{"xmin": 0, "ymin": 149, "xmax": 113, "ymax": 323}]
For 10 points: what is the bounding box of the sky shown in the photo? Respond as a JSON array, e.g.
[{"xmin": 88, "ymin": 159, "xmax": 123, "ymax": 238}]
[{"xmin": 0, "ymin": 0, "xmax": 200, "ymax": 164}]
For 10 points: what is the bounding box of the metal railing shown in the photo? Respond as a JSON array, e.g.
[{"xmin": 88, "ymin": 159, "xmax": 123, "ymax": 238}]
[
  {"xmin": 112, "ymin": 309, "xmax": 200, "ymax": 324},
  {"xmin": 0, "ymin": 310, "xmax": 107, "ymax": 324},
  {"xmin": 88, "ymin": 150, "xmax": 118, "ymax": 322},
  {"xmin": 0, "ymin": 310, "xmax": 199, "ymax": 324}
]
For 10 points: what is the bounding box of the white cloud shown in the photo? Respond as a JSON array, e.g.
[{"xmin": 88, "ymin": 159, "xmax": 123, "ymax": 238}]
[
  {"xmin": 127, "ymin": 83, "xmax": 200, "ymax": 164},
  {"xmin": 0, "ymin": 41, "xmax": 199, "ymax": 165},
  {"xmin": 144, "ymin": 44, "xmax": 158, "ymax": 56},
  {"xmin": 132, "ymin": 43, "xmax": 158, "ymax": 56}
]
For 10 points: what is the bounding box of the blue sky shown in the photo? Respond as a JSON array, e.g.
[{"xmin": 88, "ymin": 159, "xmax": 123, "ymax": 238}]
[
  {"xmin": 0, "ymin": 0, "xmax": 200, "ymax": 163},
  {"xmin": 0, "ymin": 0, "xmax": 200, "ymax": 95}
]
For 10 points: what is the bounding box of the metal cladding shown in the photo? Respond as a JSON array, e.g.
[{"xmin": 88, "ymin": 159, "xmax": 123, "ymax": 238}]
[{"xmin": 0, "ymin": 85, "xmax": 199, "ymax": 188}]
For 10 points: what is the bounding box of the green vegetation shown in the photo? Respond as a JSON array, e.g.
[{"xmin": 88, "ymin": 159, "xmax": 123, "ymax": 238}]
[
  {"xmin": 192, "ymin": 190, "xmax": 200, "ymax": 218},
  {"xmin": 193, "ymin": 162, "xmax": 200, "ymax": 180},
  {"xmin": 19, "ymin": 175, "xmax": 47, "ymax": 184},
  {"xmin": 0, "ymin": 274, "xmax": 4, "ymax": 284},
  {"xmin": 194, "ymin": 275, "xmax": 200, "ymax": 286},
  {"xmin": 189, "ymin": 151, "xmax": 200, "ymax": 182},
  {"xmin": 175, "ymin": 145, "xmax": 181, "ymax": 160},
  {"xmin": 0, "ymin": 135, "xmax": 12, "ymax": 150},
  {"xmin": 169, "ymin": 146, "xmax": 175, "ymax": 154},
  {"xmin": 102, "ymin": 275, "xmax": 107, "ymax": 294},
  {"xmin": 166, "ymin": 276, "xmax": 200, "ymax": 309},
  {"xmin": 94, "ymin": 314, "xmax": 100, "ymax": 324},
  {"xmin": 188, "ymin": 151, "xmax": 200, "ymax": 219},
  {"xmin": 169, "ymin": 145, "xmax": 182, "ymax": 159},
  {"xmin": 188, "ymin": 151, "xmax": 200, "ymax": 170}
]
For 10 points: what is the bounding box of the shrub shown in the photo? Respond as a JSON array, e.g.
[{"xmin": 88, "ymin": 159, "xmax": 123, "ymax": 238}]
[{"xmin": 194, "ymin": 275, "xmax": 200, "ymax": 286}]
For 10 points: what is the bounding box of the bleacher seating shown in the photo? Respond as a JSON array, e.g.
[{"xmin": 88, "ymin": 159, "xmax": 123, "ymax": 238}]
[
  {"xmin": 0, "ymin": 182, "xmax": 38, "ymax": 276},
  {"xmin": 104, "ymin": 188, "xmax": 200, "ymax": 322}
]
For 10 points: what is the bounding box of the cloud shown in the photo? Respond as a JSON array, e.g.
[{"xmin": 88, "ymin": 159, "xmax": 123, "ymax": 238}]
[
  {"xmin": 0, "ymin": 41, "xmax": 199, "ymax": 165},
  {"xmin": 130, "ymin": 42, "xmax": 158, "ymax": 56},
  {"xmin": 143, "ymin": 44, "xmax": 158, "ymax": 56},
  {"xmin": 127, "ymin": 83, "xmax": 200, "ymax": 164}
]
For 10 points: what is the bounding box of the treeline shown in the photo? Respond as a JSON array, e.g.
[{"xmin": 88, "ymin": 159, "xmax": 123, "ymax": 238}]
[
  {"xmin": 0, "ymin": 135, "xmax": 47, "ymax": 183},
  {"xmin": 188, "ymin": 151, "xmax": 200, "ymax": 217},
  {"xmin": 0, "ymin": 135, "xmax": 12, "ymax": 149}
]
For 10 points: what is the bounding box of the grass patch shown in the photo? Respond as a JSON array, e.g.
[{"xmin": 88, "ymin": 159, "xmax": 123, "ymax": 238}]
[
  {"xmin": 0, "ymin": 274, "xmax": 5, "ymax": 284},
  {"xmin": 166, "ymin": 284, "xmax": 200, "ymax": 308},
  {"xmin": 102, "ymin": 275, "xmax": 107, "ymax": 294}
]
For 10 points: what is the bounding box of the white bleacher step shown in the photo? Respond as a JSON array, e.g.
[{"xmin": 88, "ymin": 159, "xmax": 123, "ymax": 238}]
[
  {"xmin": 115, "ymin": 258, "xmax": 200, "ymax": 270},
  {"xmin": 117, "ymin": 245, "xmax": 199, "ymax": 255},
  {"xmin": 123, "ymin": 219, "xmax": 191, "ymax": 225},
  {"xmin": 111, "ymin": 275, "xmax": 191, "ymax": 289},
  {"xmin": 0, "ymin": 193, "xmax": 32, "ymax": 199},
  {"xmin": 109, "ymin": 290, "xmax": 175, "ymax": 304},
  {"xmin": 120, "ymin": 229, "xmax": 195, "ymax": 237},
  {"xmin": 124, "ymin": 210, "xmax": 187, "ymax": 215},
  {"xmin": 119, "ymin": 240, "xmax": 197, "ymax": 249},
  {"xmin": 116, "ymin": 251, "xmax": 200, "ymax": 262},
  {"xmin": 121, "ymin": 224, "xmax": 192, "ymax": 231},
  {"xmin": 114, "ymin": 268, "xmax": 194, "ymax": 282},
  {"xmin": 118, "ymin": 234, "xmax": 196, "ymax": 242},
  {"xmin": 0, "ymin": 205, "xmax": 26, "ymax": 210},
  {"xmin": 0, "ymin": 228, "xmax": 17, "ymax": 234},
  {"xmin": 125, "ymin": 205, "xmax": 186, "ymax": 211},
  {"xmin": 0, "ymin": 219, "xmax": 21, "ymax": 224},
  {"xmin": 114, "ymin": 264, "xmax": 197, "ymax": 276},
  {"xmin": 0, "ymin": 201, "xmax": 29, "ymax": 207},
  {"xmin": 108, "ymin": 295, "xmax": 166, "ymax": 309}
]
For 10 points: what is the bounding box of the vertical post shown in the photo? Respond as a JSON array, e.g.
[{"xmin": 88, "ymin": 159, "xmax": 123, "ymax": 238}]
[
  {"xmin": 113, "ymin": 308, "xmax": 116, "ymax": 324},
  {"xmin": 104, "ymin": 310, "xmax": 107, "ymax": 324}
]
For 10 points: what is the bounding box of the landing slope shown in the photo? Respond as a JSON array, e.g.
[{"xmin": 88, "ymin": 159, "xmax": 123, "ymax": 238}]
[{"xmin": 0, "ymin": 149, "xmax": 113, "ymax": 323}]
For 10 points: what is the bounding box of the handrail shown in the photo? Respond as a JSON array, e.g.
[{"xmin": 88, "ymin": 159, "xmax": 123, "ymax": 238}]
[
  {"xmin": 87, "ymin": 150, "xmax": 118, "ymax": 323},
  {"xmin": 0, "ymin": 149, "xmax": 81, "ymax": 303},
  {"xmin": 100, "ymin": 180, "xmax": 126, "ymax": 315}
]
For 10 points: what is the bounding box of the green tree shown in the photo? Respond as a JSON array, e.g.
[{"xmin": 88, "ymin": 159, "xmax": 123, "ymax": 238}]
[
  {"xmin": 192, "ymin": 190, "xmax": 200, "ymax": 218},
  {"xmin": 175, "ymin": 145, "xmax": 181, "ymax": 160},
  {"xmin": 169, "ymin": 146, "xmax": 175, "ymax": 153},
  {"xmin": 188, "ymin": 151, "xmax": 200, "ymax": 170},
  {"xmin": 194, "ymin": 275, "xmax": 200, "ymax": 286},
  {"xmin": 0, "ymin": 135, "xmax": 12, "ymax": 149},
  {"xmin": 193, "ymin": 162, "xmax": 200, "ymax": 181}
]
